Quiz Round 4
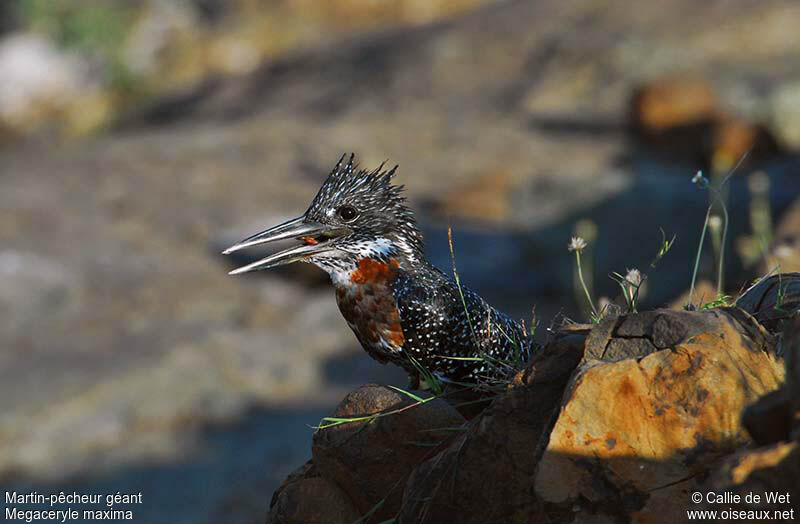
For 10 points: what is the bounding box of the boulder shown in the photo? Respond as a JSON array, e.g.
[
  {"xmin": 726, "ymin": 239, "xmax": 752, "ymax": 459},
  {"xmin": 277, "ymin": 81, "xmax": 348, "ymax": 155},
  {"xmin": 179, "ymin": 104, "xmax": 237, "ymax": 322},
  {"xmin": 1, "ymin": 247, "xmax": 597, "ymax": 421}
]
[
  {"xmin": 397, "ymin": 333, "xmax": 586, "ymax": 524},
  {"xmin": 266, "ymin": 461, "xmax": 360, "ymax": 524},
  {"xmin": 312, "ymin": 384, "xmax": 465, "ymax": 521},
  {"xmin": 628, "ymin": 76, "xmax": 782, "ymax": 168},
  {"xmin": 742, "ymin": 389, "xmax": 794, "ymax": 446},
  {"xmin": 787, "ymin": 317, "xmax": 800, "ymax": 440},
  {"xmin": 269, "ymin": 305, "xmax": 796, "ymax": 523},
  {"xmin": 698, "ymin": 310, "xmax": 800, "ymax": 518},
  {"xmin": 699, "ymin": 441, "xmax": 799, "ymax": 517},
  {"xmin": 735, "ymin": 273, "xmax": 800, "ymax": 334},
  {"xmin": 535, "ymin": 308, "xmax": 784, "ymax": 523},
  {"xmin": 426, "ymin": 168, "xmax": 514, "ymax": 223},
  {"xmin": 630, "ymin": 77, "xmax": 717, "ymax": 134},
  {"xmin": 742, "ymin": 312, "xmax": 800, "ymax": 445}
]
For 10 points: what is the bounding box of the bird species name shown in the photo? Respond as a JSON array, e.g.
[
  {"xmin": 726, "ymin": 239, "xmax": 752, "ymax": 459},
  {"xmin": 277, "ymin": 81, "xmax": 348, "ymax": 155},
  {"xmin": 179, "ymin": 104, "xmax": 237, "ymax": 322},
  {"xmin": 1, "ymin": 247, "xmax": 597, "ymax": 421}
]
[{"xmin": 5, "ymin": 491, "xmax": 142, "ymax": 521}]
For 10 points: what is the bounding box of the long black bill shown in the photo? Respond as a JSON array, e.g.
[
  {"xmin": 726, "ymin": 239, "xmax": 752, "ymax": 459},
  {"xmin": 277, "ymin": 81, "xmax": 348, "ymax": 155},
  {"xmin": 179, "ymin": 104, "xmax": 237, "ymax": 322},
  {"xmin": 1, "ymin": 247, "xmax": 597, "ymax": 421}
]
[{"xmin": 222, "ymin": 216, "xmax": 344, "ymax": 275}]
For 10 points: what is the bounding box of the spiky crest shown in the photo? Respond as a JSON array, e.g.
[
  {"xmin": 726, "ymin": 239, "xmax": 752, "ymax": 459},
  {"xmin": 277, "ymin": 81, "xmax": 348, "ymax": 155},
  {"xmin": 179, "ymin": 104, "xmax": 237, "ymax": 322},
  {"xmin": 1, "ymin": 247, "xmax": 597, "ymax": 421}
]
[{"xmin": 303, "ymin": 153, "xmax": 424, "ymax": 265}]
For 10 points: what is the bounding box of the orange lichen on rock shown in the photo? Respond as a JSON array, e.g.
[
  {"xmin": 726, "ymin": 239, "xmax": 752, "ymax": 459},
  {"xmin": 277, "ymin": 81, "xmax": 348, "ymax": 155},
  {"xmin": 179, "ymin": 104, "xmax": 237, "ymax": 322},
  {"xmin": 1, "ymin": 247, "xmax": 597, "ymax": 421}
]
[
  {"xmin": 535, "ymin": 309, "xmax": 784, "ymax": 522},
  {"xmin": 632, "ymin": 77, "xmax": 717, "ymax": 131}
]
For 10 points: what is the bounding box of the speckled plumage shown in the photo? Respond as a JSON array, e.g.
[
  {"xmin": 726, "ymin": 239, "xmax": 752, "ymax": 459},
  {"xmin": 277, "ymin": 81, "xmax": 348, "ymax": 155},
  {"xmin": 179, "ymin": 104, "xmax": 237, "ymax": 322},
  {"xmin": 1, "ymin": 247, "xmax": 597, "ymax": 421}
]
[
  {"xmin": 388, "ymin": 264, "xmax": 529, "ymax": 382},
  {"xmin": 230, "ymin": 154, "xmax": 531, "ymax": 384}
]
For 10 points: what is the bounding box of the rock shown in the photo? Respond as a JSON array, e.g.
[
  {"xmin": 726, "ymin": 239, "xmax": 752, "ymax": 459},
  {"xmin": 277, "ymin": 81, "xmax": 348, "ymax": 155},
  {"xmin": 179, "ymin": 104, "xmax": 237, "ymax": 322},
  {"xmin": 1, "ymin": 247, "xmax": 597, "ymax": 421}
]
[
  {"xmin": 735, "ymin": 273, "xmax": 800, "ymax": 334},
  {"xmin": 312, "ymin": 384, "xmax": 465, "ymax": 521},
  {"xmin": 785, "ymin": 316, "xmax": 800, "ymax": 440},
  {"xmin": 512, "ymin": 333, "xmax": 587, "ymax": 388},
  {"xmin": 631, "ymin": 77, "xmax": 718, "ymax": 133},
  {"xmin": 582, "ymin": 308, "xmax": 724, "ymax": 362},
  {"xmin": 266, "ymin": 461, "xmax": 360, "ymax": 524},
  {"xmin": 711, "ymin": 116, "xmax": 779, "ymax": 173},
  {"xmin": 742, "ymin": 309, "xmax": 800, "ymax": 445},
  {"xmin": 277, "ymin": 310, "xmax": 792, "ymax": 523},
  {"xmin": 397, "ymin": 333, "xmax": 586, "ymax": 524},
  {"xmin": 427, "ymin": 168, "xmax": 514, "ymax": 223},
  {"xmin": 712, "ymin": 314, "xmax": 800, "ymax": 516},
  {"xmin": 629, "ymin": 76, "xmax": 782, "ymax": 168},
  {"xmin": 535, "ymin": 308, "xmax": 784, "ymax": 523},
  {"xmin": 700, "ymin": 441, "xmax": 800, "ymax": 516},
  {"xmin": 742, "ymin": 389, "xmax": 793, "ymax": 446}
]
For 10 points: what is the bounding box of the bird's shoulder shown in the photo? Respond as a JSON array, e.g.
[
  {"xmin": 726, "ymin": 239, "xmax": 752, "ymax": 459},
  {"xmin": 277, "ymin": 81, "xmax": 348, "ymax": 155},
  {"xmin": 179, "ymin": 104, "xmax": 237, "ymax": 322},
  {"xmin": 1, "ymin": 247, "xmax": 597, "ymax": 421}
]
[{"xmin": 391, "ymin": 266, "xmax": 481, "ymax": 326}]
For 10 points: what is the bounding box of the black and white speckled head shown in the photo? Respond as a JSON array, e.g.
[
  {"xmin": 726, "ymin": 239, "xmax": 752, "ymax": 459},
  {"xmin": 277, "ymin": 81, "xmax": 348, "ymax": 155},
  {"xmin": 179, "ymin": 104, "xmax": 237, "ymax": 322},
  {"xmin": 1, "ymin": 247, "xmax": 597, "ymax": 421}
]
[
  {"xmin": 303, "ymin": 154, "xmax": 424, "ymax": 265},
  {"xmin": 222, "ymin": 154, "xmax": 424, "ymax": 278}
]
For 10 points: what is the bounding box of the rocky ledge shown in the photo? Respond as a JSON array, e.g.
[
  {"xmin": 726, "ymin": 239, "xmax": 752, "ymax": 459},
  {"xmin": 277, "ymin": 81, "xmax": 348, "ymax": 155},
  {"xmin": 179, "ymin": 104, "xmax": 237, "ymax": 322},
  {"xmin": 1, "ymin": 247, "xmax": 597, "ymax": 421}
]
[{"xmin": 267, "ymin": 274, "xmax": 800, "ymax": 523}]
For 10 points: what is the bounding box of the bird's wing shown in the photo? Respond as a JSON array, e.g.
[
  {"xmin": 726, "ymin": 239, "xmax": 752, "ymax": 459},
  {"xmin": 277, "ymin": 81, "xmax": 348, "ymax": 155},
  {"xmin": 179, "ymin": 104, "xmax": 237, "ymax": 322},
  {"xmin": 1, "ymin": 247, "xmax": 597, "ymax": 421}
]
[
  {"xmin": 392, "ymin": 272, "xmax": 524, "ymax": 381},
  {"xmin": 391, "ymin": 274, "xmax": 458, "ymax": 375}
]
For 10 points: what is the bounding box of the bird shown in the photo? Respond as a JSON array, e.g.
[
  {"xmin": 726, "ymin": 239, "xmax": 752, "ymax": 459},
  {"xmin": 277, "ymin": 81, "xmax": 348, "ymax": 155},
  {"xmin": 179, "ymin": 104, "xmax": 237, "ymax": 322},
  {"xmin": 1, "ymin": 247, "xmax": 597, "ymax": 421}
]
[{"xmin": 223, "ymin": 154, "xmax": 531, "ymax": 388}]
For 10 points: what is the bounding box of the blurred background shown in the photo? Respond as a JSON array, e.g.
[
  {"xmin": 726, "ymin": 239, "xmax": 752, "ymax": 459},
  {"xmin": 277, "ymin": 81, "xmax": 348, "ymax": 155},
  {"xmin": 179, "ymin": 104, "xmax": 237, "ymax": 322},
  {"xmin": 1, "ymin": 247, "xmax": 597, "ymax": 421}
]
[{"xmin": 2, "ymin": 0, "xmax": 800, "ymax": 522}]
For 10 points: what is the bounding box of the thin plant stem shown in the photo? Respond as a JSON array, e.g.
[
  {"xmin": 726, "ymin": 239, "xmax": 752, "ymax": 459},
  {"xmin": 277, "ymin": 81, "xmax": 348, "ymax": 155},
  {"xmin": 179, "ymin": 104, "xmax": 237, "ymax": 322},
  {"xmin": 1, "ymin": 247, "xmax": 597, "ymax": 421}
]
[
  {"xmin": 688, "ymin": 207, "xmax": 712, "ymax": 308},
  {"xmin": 575, "ymin": 250, "xmax": 598, "ymax": 318},
  {"xmin": 448, "ymin": 227, "xmax": 478, "ymax": 349},
  {"xmin": 688, "ymin": 149, "xmax": 749, "ymax": 307},
  {"xmin": 707, "ymin": 185, "xmax": 729, "ymax": 295}
]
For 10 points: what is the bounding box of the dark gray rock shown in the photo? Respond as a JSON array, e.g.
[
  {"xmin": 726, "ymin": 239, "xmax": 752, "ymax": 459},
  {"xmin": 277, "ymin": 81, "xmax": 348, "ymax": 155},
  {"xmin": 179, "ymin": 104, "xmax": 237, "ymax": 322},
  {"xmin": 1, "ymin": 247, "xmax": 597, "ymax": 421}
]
[{"xmin": 312, "ymin": 384, "xmax": 465, "ymax": 521}]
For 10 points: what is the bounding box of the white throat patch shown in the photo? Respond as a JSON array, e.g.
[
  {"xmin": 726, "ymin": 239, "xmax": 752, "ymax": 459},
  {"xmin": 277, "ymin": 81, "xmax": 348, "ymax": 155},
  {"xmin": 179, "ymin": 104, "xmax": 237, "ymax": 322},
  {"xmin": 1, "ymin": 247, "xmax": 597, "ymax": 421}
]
[{"xmin": 313, "ymin": 237, "xmax": 396, "ymax": 286}]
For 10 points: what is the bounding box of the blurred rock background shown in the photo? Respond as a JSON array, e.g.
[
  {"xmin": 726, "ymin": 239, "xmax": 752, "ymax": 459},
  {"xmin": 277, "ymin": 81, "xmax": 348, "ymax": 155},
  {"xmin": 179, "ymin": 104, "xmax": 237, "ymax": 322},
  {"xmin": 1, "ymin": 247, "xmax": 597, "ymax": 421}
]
[{"xmin": 1, "ymin": 1, "xmax": 800, "ymax": 522}]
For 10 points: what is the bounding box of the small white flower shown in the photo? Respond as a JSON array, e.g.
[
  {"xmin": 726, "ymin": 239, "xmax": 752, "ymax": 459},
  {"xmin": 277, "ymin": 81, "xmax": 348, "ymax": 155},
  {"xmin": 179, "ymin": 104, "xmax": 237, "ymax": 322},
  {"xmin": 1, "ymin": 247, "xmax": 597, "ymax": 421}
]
[
  {"xmin": 568, "ymin": 236, "xmax": 587, "ymax": 253},
  {"xmin": 625, "ymin": 268, "xmax": 642, "ymax": 287}
]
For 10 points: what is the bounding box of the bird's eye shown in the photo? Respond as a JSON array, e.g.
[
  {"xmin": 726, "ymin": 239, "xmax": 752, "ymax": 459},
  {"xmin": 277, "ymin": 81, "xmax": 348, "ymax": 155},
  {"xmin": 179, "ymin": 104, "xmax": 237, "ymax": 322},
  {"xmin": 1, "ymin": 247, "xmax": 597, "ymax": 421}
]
[{"xmin": 337, "ymin": 205, "xmax": 358, "ymax": 221}]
